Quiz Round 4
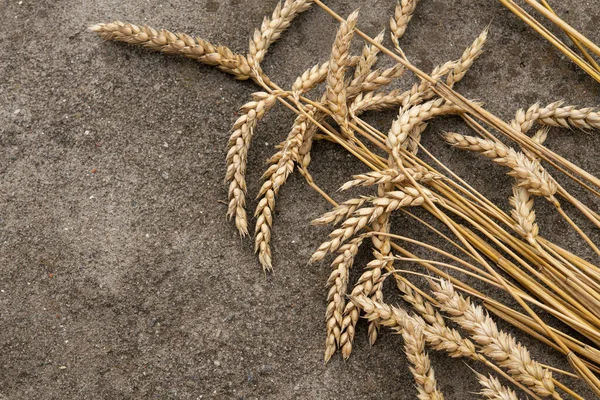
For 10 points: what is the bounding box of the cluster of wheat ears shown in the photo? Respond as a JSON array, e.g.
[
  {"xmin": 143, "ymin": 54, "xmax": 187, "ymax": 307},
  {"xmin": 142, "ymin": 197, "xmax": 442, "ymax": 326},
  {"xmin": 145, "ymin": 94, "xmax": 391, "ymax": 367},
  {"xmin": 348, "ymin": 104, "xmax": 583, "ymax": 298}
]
[{"xmin": 90, "ymin": 0, "xmax": 600, "ymax": 398}]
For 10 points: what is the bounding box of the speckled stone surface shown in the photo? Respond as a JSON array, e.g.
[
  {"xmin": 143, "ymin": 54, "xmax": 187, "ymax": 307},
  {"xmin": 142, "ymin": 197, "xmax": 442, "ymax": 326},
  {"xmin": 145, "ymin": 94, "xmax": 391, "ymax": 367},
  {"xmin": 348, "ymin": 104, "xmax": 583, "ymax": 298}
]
[{"xmin": 1, "ymin": 0, "xmax": 599, "ymax": 398}]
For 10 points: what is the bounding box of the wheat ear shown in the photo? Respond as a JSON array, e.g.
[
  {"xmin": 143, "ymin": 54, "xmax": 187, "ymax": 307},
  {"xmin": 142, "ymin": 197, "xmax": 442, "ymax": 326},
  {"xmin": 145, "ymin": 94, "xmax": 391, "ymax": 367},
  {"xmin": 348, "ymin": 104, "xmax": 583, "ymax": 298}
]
[
  {"xmin": 89, "ymin": 22, "xmax": 252, "ymax": 79},
  {"xmin": 390, "ymin": 0, "xmax": 419, "ymax": 51},
  {"xmin": 247, "ymin": 0, "xmax": 314, "ymax": 68},
  {"xmin": 511, "ymin": 101, "xmax": 600, "ymax": 133},
  {"xmin": 444, "ymin": 133, "xmax": 558, "ymax": 199},
  {"xmin": 354, "ymin": 30, "xmax": 385, "ymax": 79},
  {"xmin": 432, "ymin": 279, "xmax": 558, "ymax": 398},
  {"xmin": 402, "ymin": 317, "xmax": 445, "ymax": 400},
  {"xmin": 477, "ymin": 373, "xmax": 520, "ymax": 400},
  {"xmin": 388, "ymin": 98, "xmax": 465, "ymax": 155},
  {"xmin": 339, "ymin": 166, "xmax": 442, "ymax": 191},
  {"xmin": 509, "ymin": 185, "xmax": 539, "ymax": 245},
  {"xmin": 351, "ymin": 295, "xmax": 540, "ymax": 397},
  {"xmin": 254, "ymin": 109, "xmax": 312, "ymax": 271},
  {"xmin": 226, "ymin": 92, "xmax": 279, "ymax": 235},
  {"xmin": 326, "ymin": 10, "xmax": 359, "ymax": 134},
  {"xmin": 310, "ymin": 187, "xmax": 439, "ymax": 262},
  {"xmin": 339, "ymin": 256, "xmax": 388, "ymax": 359},
  {"xmin": 291, "ymin": 56, "xmax": 360, "ymax": 96}
]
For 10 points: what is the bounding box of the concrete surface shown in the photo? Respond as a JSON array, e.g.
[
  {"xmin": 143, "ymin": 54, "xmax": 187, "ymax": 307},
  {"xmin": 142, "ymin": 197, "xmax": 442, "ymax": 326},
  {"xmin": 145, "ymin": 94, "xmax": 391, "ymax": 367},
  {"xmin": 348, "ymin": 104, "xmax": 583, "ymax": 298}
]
[{"xmin": 1, "ymin": 0, "xmax": 600, "ymax": 398}]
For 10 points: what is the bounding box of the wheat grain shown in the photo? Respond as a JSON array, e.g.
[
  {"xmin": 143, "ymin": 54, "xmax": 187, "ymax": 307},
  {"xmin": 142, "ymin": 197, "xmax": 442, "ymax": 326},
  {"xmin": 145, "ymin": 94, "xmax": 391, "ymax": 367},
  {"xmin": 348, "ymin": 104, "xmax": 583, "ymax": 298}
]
[
  {"xmin": 444, "ymin": 133, "xmax": 558, "ymax": 199},
  {"xmin": 326, "ymin": 10, "xmax": 359, "ymax": 133},
  {"xmin": 324, "ymin": 237, "xmax": 365, "ymax": 362},
  {"xmin": 339, "ymin": 166, "xmax": 442, "ymax": 191},
  {"xmin": 509, "ymin": 186, "xmax": 539, "ymax": 244},
  {"xmin": 402, "ymin": 317, "xmax": 445, "ymax": 400},
  {"xmin": 247, "ymin": 0, "xmax": 314, "ymax": 69},
  {"xmin": 390, "ymin": 0, "xmax": 420, "ymax": 51},
  {"xmin": 226, "ymin": 92, "xmax": 279, "ymax": 235},
  {"xmin": 432, "ymin": 279, "xmax": 558, "ymax": 398},
  {"xmin": 477, "ymin": 373, "xmax": 520, "ymax": 400},
  {"xmin": 90, "ymin": 22, "xmax": 252, "ymax": 79}
]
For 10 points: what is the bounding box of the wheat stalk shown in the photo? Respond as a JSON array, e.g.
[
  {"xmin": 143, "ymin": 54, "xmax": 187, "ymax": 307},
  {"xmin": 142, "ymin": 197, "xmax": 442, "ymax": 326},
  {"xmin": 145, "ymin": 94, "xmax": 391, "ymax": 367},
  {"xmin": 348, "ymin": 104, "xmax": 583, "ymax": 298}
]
[
  {"xmin": 89, "ymin": 22, "xmax": 253, "ymax": 80},
  {"xmin": 351, "ymin": 295, "xmax": 541, "ymax": 399},
  {"xmin": 432, "ymin": 279, "xmax": 559, "ymax": 398}
]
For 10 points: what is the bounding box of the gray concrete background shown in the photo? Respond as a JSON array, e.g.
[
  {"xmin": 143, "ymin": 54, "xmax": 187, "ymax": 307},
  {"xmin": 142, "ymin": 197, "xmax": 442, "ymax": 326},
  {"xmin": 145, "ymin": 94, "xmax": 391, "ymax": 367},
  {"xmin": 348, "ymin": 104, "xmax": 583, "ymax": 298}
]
[{"xmin": 1, "ymin": 0, "xmax": 599, "ymax": 398}]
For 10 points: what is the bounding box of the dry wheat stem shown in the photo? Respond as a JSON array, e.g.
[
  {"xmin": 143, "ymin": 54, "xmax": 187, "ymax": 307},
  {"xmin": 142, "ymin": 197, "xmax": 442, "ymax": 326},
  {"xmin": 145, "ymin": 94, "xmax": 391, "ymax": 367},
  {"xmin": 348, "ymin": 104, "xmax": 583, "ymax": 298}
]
[
  {"xmin": 444, "ymin": 133, "xmax": 558, "ymax": 199},
  {"xmin": 254, "ymin": 108, "xmax": 312, "ymax": 271},
  {"xmin": 509, "ymin": 186, "xmax": 539, "ymax": 246}
]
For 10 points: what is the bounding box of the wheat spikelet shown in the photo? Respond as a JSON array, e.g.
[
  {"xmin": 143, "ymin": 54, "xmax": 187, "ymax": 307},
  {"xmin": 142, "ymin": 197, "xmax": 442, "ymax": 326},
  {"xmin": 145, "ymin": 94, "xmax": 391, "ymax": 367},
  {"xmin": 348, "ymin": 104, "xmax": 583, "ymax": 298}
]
[
  {"xmin": 402, "ymin": 318, "xmax": 445, "ymax": 400},
  {"xmin": 339, "ymin": 166, "xmax": 442, "ymax": 191},
  {"xmin": 326, "ymin": 10, "xmax": 359, "ymax": 133},
  {"xmin": 226, "ymin": 92, "xmax": 279, "ymax": 235},
  {"xmin": 477, "ymin": 373, "xmax": 520, "ymax": 400},
  {"xmin": 511, "ymin": 101, "xmax": 600, "ymax": 133},
  {"xmin": 394, "ymin": 278, "xmax": 446, "ymax": 327},
  {"xmin": 324, "ymin": 237, "xmax": 365, "ymax": 362},
  {"xmin": 254, "ymin": 110, "xmax": 311, "ymax": 271},
  {"xmin": 444, "ymin": 133, "xmax": 558, "ymax": 199},
  {"xmin": 388, "ymin": 98, "xmax": 465, "ymax": 155},
  {"xmin": 432, "ymin": 279, "xmax": 558, "ymax": 398},
  {"xmin": 509, "ymin": 186, "xmax": 539, "ymax": 244},
  {"xmin": 90, "ymin": 22, "xmax": 252, "ymax": 79},
  {"xmin": 247, "ymin": 0, "xmax": 314, "ymax": 68},
  {"xmin": 390, "ymin": 0, "xmax": 420, "ymax": 50},
  {"xmin": 310, "ymin": 187, "xmax": 439, "ymax": 262},
  {"xmin": 354, "ymin": 30, "xmax": 385, "ymax": 79}
]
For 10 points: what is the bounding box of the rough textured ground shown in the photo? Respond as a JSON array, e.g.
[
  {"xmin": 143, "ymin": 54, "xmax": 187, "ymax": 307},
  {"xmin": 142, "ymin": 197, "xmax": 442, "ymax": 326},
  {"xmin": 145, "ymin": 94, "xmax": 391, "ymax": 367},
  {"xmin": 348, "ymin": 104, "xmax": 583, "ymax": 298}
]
[{"xmin": 1, "ymin": 0, "xmax": 600, "ymax": 399}]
